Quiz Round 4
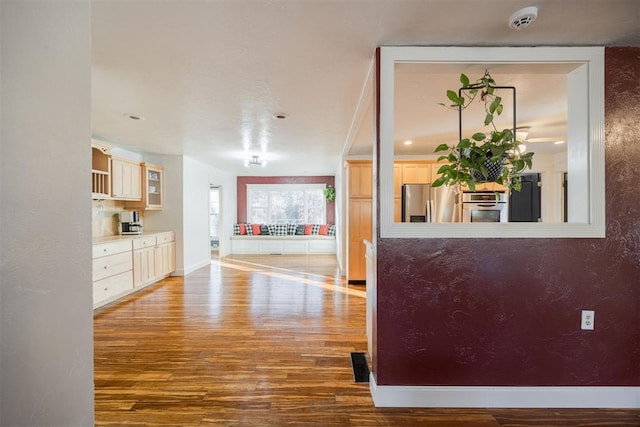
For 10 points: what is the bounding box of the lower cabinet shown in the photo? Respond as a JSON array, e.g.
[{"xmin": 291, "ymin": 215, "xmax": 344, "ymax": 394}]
[
  {"xmin": 132, "ymin": 232, "xmax": 175, "ymax": 288},
  {"xmin": 92, "ymin": 240, "xmax": 134, "ymax": 309},
  {"xmin": 132, "ymin": 235, "xmax": 157, "ymax": 288},
  {"xmin": 93, "ymin": 231, "xmax": 175, "ymax": 309},
  {"xmin": 156, "ymin": 239, "xmax": 176, "ymax": 277},
  {"xmin": 348, "ymin": 198, "xmax": 372, "ymax": 282},
  {"xmin": 93, "ymin": 271, "xmax": 134, "ymax": 305},
  {"xmin": 155, "ymin": 231, "xmax": 176, "ymax": 276}
]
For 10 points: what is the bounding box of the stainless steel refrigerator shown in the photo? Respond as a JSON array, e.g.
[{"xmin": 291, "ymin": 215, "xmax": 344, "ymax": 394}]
[{"xmin": 401, "ymin": 183, "xmax": 459, "ymax": 223}]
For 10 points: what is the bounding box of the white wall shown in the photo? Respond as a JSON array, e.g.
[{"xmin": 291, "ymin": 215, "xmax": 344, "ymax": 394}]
[
  {"xmin": 143, "ymin": 155, "xmax": 235, "ymax": 273},
  {"xmin": 0, "ymin": 2, "xmax": 94, "ymax": 425},
  {"xmin": 182, "ymin": 157, "xmax": 214, "ymax": 274}
]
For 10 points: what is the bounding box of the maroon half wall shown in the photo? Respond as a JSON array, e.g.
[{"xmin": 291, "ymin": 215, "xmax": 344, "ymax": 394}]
[
  {"xmin": 237, "ymin": 176, "xmax": 335, "ymax": 224},
  {"xmin": 374, "ymin": 47, "xmax": 640, "ymax": 386}
]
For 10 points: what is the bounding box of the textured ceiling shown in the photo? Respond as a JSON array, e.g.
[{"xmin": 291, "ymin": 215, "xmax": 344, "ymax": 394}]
[{"xmin": 91, "ymin": 0, "xmax": 640, "ymax": 176}]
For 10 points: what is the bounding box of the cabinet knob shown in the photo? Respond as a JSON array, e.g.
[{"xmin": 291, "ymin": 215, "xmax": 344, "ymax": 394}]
[
  {"xmin": 103, "ymin": 248, "xmax": 108, "ymax": 252},
  {"xmin": 104, "ymin": 287, "xmax": 108, "ymax": 291},
  {"xmin": 103, "ymin": 265, "xmax": 108, "ymax": 269}
]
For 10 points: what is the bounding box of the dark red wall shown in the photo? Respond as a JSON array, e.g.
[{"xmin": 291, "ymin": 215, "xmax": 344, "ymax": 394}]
[
  {"xmin": 237, "ymin": 176, "xmax": 335, "ymax": 224},
  {"xmin": 374, "ymin": 47, "xmax": 640, "ymax": 386}
]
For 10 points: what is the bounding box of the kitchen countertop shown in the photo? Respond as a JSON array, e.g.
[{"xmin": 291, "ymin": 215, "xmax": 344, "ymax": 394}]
[{"xmin": 92, "ymin": 231, "xmax": 173, "ymax": 245}]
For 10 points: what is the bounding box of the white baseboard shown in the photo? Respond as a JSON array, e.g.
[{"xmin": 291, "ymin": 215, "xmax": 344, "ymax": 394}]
[
  {"xmin": 175, "ymin": 258, "xmax": 211, "ymax": 276},
  {"xmin": 370, "ymin": 375, "xmax": 640, "ymax": 408}
]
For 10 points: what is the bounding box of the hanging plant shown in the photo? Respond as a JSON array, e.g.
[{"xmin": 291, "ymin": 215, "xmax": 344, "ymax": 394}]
[
  {"xmin": 323, "ymin": 185, "xmax": 336, "ymax": 202},
  {"xmin": 432, "ymin": 71, "xmax": 535, "ymax": 192}
]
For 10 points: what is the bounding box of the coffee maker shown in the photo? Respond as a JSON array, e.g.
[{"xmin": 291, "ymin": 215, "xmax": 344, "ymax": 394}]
[{"xmin": 119, "ymin": 211, "xmax": 143, "ymax": 235}]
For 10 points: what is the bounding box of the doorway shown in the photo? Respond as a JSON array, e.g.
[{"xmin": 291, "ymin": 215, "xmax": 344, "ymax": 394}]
[{"xmin": 210, "ymin": 186, "xmax": 220, "ymax": 253}]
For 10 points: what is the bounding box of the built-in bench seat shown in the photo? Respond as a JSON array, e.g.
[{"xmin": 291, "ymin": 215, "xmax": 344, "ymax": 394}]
[
  {"xmin": 230, "ymin": 234, "xmax": 335, "ymax": 254},
  {"xmin": 230, "ymin": 223, "xmax": 336, "ymax": 254}
]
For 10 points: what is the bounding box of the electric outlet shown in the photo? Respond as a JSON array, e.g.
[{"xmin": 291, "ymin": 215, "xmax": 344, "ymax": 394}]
[{"xmin": 581, "ymin": 310, "xmax": 595, "ymax": 330}]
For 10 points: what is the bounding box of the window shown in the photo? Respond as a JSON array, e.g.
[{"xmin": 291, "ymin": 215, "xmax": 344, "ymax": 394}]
[
  {"xmin": 247, "ymin": 184, "xmax": 326, "ymax": 224},
  {"xmin": 378, "ymin": 46, "xmax": 605, "ymax": 238}
]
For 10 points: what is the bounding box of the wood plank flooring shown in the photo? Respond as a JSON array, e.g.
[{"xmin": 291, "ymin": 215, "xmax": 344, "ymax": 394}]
[{"xmin": 94, "ymin": 254, "xmax": 640, "ymax": 426}]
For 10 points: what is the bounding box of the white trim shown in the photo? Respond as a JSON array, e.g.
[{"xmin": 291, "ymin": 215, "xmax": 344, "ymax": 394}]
[
  {"xmin": 246, "ymin": 183, "xmax": 327, "ymax": 192},
  {"xmin": 176, "ymin": 258, "xmax": 211, "ymax": 276},
  {"xmin": 370, "ymin": 376, "xmax": 640, "ymax": 408},
  {"xmin": 342, "ymin": 57, "xmax": 374, "ymax": 157},
  {"xmin": 379, "ymin": 46, "xmax": 605, "ymax": 238}
]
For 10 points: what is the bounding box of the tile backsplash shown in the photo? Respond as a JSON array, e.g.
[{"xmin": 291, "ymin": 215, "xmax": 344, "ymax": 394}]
[{"xmin": 92, "ymin": 199, "xmax": 144, "ymax": 237}]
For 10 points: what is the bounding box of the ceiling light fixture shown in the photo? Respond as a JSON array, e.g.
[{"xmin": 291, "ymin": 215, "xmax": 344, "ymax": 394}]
[
  {"xmin": 272, "ymin": 112, "xmax": 289, "ymax": 120},
  {"xmin": 404, "ymin": 140, "xmax": 413, "ymax": 145},
  {"xmin": 554, "ymin": 140, "xmax": 566, "ymax": 145},
  {"xmin": 515, "ymin": 126, "xmax": 530, "ymax": 154},
  {"xmin": 509, "ymin": 6, "xmax": 538, "ymax": 30},
  {"xmin": 244, "ymin": 155, "xmax": 266, "ymax": 167},
  {"xmin": 515, "ymin": 126, "xmax": 531, "ymax": 142}
]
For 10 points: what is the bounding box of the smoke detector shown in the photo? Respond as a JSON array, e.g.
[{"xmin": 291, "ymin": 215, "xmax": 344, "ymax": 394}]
[{"xmin": 509, "ymin": 6, "xmax": 538, "ymax": 30}]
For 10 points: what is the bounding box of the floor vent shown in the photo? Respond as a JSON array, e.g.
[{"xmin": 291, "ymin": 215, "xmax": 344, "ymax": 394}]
[{"xmin": 350, "ymin": 352, "xmax": 370, "ymax": 383}]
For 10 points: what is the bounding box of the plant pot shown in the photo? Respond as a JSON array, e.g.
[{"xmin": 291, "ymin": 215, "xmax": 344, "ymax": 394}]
[{"xmin": 471, "ymin": 157, "xmax": 505, "ymax": 182}]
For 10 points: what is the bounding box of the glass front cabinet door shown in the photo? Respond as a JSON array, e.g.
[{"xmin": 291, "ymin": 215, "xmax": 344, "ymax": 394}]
[{"xmin": 143, "ymin": 163, "xmax": 163, "ymax": 210}]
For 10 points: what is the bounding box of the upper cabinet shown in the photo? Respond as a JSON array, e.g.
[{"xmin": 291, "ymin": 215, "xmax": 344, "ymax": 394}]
[
  {"xmin": 126, "ymin": 163, "xmax": 164, "ymax": 210},
  {"xmin": 111, "ymin": 157, "xmax": 142, "ymax": 200},
  {"xmin": 91, "ymin": 141, "xmax": 111, "ymax": 199},
  {"xmin": 400, "ymin": 162, "xmax": 432, "ymax": 184},
  {"xmin": 91, "ymin": 141, "xmax": 165, "ymax": 211},
  {"xmin": 348, "ymin": 161, "xmax": 373, "ymax": 198},
  {"xmin": 144, "ymin": 163, "xmax": 163, "ymax": 210}
]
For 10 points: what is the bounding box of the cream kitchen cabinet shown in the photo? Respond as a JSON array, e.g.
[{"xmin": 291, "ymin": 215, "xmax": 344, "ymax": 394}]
[
  {"xmin": 111, "ymin": 157, "xmax": 142, "ymax": 200},
  {"xmin": 132, "ymin": 231, "xmax": 175, "ymax": 288},
  {"xmin": 132, "ymin": 235, "xmax": 158, "ymax": 288},
  {"xmin": 93, "ymin": 231, "xmax": 176, "ymax": 309},
  {"xmin": 155, "ymin": 231, "xmax": 176, "ymax": 277},
  {"xmin": 125, "ymin": 163, "xmax": 164, "ymax": 210},
  {"xmin": 92, "ymin": 239, "xmax": 134, "ymax": 309},
  {"xmin": 92, "ymin": 141, "xmax": 111, "ymax": 199}
]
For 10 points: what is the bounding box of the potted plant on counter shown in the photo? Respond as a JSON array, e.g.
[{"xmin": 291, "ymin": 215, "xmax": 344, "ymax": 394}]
[{"xmin": 432, "ymin": 71, "xmax": 534, "ymax": 192}]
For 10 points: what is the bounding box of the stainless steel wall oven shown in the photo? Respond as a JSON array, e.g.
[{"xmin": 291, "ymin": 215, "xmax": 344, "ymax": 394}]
[{"xmin": 462, "ymin": 191, "xmax": 508, "ymax": 223}]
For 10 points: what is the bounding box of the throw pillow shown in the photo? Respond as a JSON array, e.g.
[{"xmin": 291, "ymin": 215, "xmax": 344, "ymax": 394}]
[
  {"xmin": 318, "ymin": 224, "xmax": 329, "ymax": 235},
  {"xmin": 234, "ymin": 223, "xmax": 248, "ymax": 235},
  {"xmin": 269, "ymin": 224, "xmax": 289, "ymax": 236},
  {"xmin": 251, "ymin": 224, "xmax": 262, "ymax": 235},
  {"xmin": 295, "ymin": 225, "xmax": 305, "ymax": 235},
  {"xmin": 260, "ymin": 224, "xmax": 270, "ymax": 235},
  {"xmin": 304, "ymin": 224, "xmax": 313, "ymax": 235}
]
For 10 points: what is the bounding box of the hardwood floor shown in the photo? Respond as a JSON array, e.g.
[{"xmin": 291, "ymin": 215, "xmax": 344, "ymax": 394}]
[{"xmin": 94, "ymin": 254, "xmax": 640, "ymax": 426}]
